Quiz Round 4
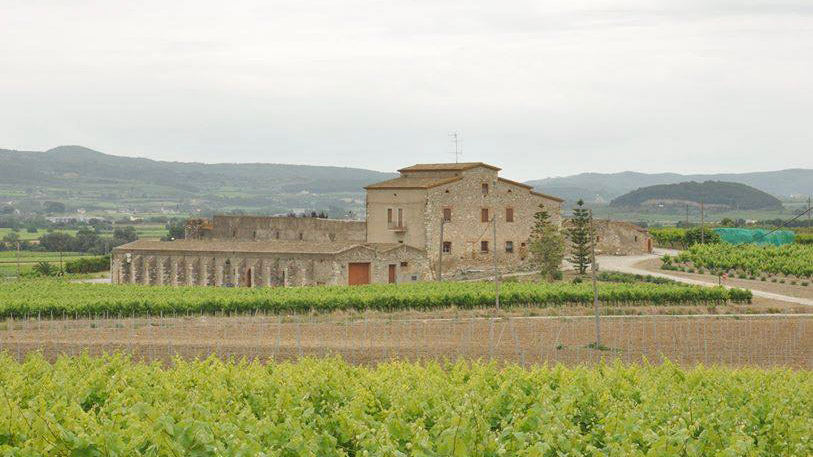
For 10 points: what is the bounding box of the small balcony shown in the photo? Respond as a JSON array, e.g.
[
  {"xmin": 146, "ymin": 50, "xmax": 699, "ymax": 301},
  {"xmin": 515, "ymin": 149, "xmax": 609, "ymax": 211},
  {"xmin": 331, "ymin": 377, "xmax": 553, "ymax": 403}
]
[{"xmin": 388, "ymin": 222, "xmax": 407, "ymax": 232}]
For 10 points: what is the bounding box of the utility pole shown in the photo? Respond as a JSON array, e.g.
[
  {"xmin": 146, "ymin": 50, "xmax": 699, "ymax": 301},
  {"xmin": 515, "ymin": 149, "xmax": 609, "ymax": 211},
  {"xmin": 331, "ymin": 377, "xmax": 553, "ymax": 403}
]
[
  {"xmin": 493, "ymin": 214, "xmax": 500, "ymax": 311},
  {"xmin": 700, "ymin": 201, "xmax": 705, "ymax": 244},
  {"xmin": 437, "ymin": 219, "xmax": 445, "ymax": 281},
  {"xmin": 589, "ymin": 209, "xmax": 600, "ymax": 348},
  {"xmin": 685, "ymin": 204, "xmax": 689, "ymax": 226},
  {"xmin": 808, "ymin": 196, "xmax": 811, "ymax": 230},
  {"xmin": 492, "ymin": 179, "xmax": 500, "ymax": 311},
  {"xmin": 15, "ymin": 240, "xmax": 21, "ymax": 277}
]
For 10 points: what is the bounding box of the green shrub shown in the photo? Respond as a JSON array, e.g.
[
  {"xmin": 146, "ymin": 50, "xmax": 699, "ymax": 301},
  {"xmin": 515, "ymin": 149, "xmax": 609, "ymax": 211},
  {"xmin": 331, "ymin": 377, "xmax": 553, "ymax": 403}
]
[
  {"xmin": 64, "ymin": 255, "xmax": 110, "ymax": 274},
  {"xmin": 32, "ymin": 262, "xmax": 59, "ymax": 277}
]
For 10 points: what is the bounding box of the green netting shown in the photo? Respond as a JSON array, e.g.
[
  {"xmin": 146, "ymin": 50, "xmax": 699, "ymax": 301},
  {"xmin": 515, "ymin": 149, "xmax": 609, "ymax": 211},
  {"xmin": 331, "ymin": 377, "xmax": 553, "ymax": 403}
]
[{"xmin": 713, "ymin": 228, "xmax": 795, "ymax": 246}]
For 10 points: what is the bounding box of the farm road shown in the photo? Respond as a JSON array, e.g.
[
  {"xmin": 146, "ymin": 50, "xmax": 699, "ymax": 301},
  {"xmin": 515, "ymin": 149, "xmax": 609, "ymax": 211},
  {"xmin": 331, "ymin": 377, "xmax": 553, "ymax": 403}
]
[{"xmin": 598, "ymin": 250, "xmax": 813, "ymax": 307}]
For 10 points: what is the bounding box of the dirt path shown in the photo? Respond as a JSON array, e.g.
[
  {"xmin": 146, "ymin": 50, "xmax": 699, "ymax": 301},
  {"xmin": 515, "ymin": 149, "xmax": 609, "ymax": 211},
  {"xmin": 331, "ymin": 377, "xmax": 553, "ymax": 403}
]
[{"xmin": 598, "ymin": 252, "xmax": 813, "ymax": 307}]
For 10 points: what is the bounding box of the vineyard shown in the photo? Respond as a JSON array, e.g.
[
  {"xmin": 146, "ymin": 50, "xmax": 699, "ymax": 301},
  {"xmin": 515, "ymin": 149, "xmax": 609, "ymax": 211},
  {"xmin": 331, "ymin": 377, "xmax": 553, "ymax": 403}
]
[
  {"xmin": 669, "ymin": 243, "xmax": 813, "ymax": 278},
  {"xmin": 0, "ymin": 354, "xmax": 810, "ymax": 456},
  {"xmin": 649, "ymin": 227, "xmax": 687, "ymax": 248},
  {"xmin": 0, "ymin": 279, "xmax": 752, "ymax": 317}
]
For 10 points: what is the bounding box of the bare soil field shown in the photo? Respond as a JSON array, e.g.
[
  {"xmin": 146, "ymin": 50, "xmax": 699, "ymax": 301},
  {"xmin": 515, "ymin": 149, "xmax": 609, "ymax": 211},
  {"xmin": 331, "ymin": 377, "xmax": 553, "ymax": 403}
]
[
  {"xmin": 2, "ymin": 313, "xmax": 809, "ymax": 368},
  {"xmin": 636, "ymin": 258, "xmax": 813, "ymax": 301}
]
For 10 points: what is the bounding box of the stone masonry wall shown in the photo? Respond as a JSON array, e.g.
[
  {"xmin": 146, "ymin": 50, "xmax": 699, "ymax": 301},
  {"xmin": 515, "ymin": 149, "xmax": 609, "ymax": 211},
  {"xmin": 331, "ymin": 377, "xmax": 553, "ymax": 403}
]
[
  {"xmin": 365, "ymin": 188, "xmax": 428, "ymax": 248},
  {"xmin": 207, "ymin": 216, "xmax": 366, "ymax": 243},
  {"xmin": 424, "ymin": 169, "xmax": 562, "ymax": 277},
  {"xmin": 562, "ymin": 219, "xmax": 652, "ymax": 256}
]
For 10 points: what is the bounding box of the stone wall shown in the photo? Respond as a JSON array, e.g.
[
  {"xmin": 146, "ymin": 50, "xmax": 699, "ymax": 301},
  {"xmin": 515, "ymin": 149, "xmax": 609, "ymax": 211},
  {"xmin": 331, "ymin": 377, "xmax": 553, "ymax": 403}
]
[
  {"xmin": 204, "ymin": 215, "xmax": 366, "ymax": 243},
  {"xmin": 365, "ymin": 188, "xmax": 427, "ymax": 248},
  {"xmin": 424, "ymin": 170, "xmax": 562, "ymax": 276},
  {"xmin": 562, "ymin": 219, "xmax": 652, "ymax": 256}
]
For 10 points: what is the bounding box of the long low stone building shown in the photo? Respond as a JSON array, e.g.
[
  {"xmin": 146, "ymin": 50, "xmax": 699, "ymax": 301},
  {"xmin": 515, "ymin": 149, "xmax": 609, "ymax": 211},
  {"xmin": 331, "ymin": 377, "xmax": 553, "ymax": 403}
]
[{"xmin": 112, "ymin": 239, "xmax": 429, "ymax": 287}]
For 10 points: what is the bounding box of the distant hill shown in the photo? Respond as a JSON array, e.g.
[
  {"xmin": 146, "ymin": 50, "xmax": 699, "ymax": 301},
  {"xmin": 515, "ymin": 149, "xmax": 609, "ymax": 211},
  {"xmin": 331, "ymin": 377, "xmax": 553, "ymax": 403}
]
[
  {"xmin": 609, "ymin": 181, "xmax": 784, "ymax": 210},
  {"xmin": 0, "ymin": 146, "xmax": 396, "ymax": 216},
  {"xmin": 525, "ymin": 169, "xmax": 813, "ymax": 203}
]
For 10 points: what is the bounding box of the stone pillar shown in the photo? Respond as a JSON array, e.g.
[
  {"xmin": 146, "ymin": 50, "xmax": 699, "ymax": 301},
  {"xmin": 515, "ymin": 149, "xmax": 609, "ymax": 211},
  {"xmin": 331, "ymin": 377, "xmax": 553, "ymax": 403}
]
[
  {"xmin": 186, "ymin": 258, "xmax": 195, "ymax": 286},
  {"xmin": 143, "ymin": 256, "xmax": 152, "ymax": 285},
  {"xmin": 110, "ymin": 257, "xmax": 119, "ymax": 284},
  {"xmin": 215, "ymin": 258, "xmax": 224, "ymax": 287},
  {"xmin": 170, "ymin": 257, "xmax": 179, "ymax": 286},
  {"xmin": 130, "ymin": 255, "xmax": 138, "ymax": 284},
  {"xmin": 249, "ymin": 259, "xmax": 258, "ymax": 288},
  {"xmin": 156, "ymin": 256, "xmax": 166, "ymax": 286},
  {"xmin": 233, "ymin": 260, "xmax": 240, "ymax": 287},
  {"xmin": 199, "ymin": 257, "xmax": 209, "ymax": 286},
  {"xmin": 264, "ymin": 260, "xmax": 272, "ymax": 287}
]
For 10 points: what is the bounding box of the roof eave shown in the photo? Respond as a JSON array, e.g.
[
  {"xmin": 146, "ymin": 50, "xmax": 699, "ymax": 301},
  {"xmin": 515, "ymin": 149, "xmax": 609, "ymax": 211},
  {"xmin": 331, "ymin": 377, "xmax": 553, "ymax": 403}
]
[
  {"xmin": 531, "ymin": 191, "xmax": 565, "ymax": 202},
  {"xmin": 497, "ymin": 177, "xmax": 533, "ymax": 189}
]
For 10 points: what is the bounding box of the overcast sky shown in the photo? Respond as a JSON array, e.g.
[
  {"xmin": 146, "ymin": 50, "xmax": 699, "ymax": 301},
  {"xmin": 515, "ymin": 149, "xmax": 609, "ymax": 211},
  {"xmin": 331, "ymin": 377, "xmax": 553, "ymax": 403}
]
[{"xmin": 1, "ymin": 1, "xmax": 811, "ymax": 181}]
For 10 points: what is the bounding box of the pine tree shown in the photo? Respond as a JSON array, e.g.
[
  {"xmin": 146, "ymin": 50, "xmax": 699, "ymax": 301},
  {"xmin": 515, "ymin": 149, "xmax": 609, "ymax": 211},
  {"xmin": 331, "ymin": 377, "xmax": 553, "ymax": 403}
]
[
  {"xmin": 529, "ymin": 205, "xmax": 565, "ymax": 280},
  {"xmin": 568, "ymin": 199, "xmax": 592, "ymax": 275}
]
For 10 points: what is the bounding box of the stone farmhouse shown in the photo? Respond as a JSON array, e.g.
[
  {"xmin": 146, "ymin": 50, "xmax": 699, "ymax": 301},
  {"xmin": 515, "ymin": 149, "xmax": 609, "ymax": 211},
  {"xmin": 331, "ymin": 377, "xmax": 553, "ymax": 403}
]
[{"xmin": 112, "ymin": 162, "xmax": 564, "ymax": 287}]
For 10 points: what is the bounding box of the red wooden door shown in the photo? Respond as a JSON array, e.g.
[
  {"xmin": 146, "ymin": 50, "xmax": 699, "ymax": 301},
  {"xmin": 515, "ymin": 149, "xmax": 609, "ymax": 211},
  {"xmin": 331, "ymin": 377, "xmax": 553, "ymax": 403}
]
[
  {"xmin": 388, "ymin": 264, "xmax": 396, "ymax": 283},
  {"xmin": 348, "ymin": 263, "xmax": 371, "ymax": 285}
]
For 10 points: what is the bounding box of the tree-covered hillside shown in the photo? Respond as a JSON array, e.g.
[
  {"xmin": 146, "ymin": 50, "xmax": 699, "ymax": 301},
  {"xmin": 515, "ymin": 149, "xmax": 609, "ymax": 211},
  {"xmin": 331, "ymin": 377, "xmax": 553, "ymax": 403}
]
[
  {"xmin": 0, "ymin": 146, "xmax": 396, "ymax": 216},
  {"xmin": 609, "ymin": 181, "xmax": 784, "ymax": 210}
]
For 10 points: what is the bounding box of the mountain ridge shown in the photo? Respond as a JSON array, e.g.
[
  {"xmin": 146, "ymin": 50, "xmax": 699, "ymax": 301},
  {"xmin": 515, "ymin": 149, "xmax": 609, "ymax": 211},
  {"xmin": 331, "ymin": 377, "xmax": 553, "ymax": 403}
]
[
  {"xmin": 525, "ymin": 169, "xmax": 813, "ymax": 203},
  {"xmin": 0, "ymin": 145, "xmax": 398, "ymax": 216},
  {"xmin": 2, "ymin": 145, "xmax": 808, "ymax": 216}
]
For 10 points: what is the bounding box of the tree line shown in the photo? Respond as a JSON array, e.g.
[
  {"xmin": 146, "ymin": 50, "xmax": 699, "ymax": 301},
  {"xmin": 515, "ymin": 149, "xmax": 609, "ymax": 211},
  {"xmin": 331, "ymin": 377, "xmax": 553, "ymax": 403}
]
[{"xmin": 1, "ymin": 227, "xmax": 139, "ymax": 254}]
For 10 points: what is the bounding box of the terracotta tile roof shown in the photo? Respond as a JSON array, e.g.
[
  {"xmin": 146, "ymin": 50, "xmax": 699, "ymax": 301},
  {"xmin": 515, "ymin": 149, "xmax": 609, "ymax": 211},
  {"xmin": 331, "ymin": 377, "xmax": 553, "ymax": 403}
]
[
  {"xmin": 531, "ymin": 190, "xmax": 565, "ymax": 202},
  {"xmin": 364, "ymin": 176, "xmax": 462, "ymax": 190},
  {"xmin": 113, "ymin": 239, "xmax": 366, "ymax": 255},
  {"xmin": 606, "ymin": 220, "xmax": 650, "ymax": 233},
  {"xmin": 397, "ymin": 162, "xmax": 500, "ymax": 173},
  {"xmin": 497, "ymin": 177, "xmax": 533, "ymax": 189},
  {"xmin": 113, "ymin": 240, "xmax": 428, "ymax": 255},
  {"xmin": 563, "ymin": 219, "xmax": 649, "ymax": 233}
]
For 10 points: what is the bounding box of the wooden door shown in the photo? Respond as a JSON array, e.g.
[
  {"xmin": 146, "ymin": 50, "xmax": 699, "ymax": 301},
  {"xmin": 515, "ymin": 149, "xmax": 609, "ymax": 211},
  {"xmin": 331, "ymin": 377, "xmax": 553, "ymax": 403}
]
[
  {"xmin": 388, "ymin": 264, "xmax": 396, "ymax": 284},
  {"xmin": 348, "ymin": 262, "xmax": 371, "ymax": 285},
  {"xmin": 246, "ymin": 268, "xmax": 252, "ymax": 287}
]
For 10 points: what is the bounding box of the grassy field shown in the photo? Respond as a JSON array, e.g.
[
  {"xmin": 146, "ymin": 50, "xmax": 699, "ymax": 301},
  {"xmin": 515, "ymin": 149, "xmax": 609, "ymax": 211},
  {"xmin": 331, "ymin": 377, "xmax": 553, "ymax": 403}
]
[
  {"xmin": 0, "ymin": 251, "xmax": 94, "ymax": 277},
  {"xmin": 126, "ymin": 224, "xmax": 169, "ymax": 239},
  {"xmin": 0, "ymin": 224, "xmax": 167, "ymax": 242},
  {"xmin": 0, "ymin": 227, "xmax": 78, "ymax": 241}
]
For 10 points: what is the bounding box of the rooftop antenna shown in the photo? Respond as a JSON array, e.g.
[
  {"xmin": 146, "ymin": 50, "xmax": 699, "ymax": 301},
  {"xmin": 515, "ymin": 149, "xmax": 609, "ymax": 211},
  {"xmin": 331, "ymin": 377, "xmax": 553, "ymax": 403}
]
[{"xmin": 449, "ymin": 131, "xmax": 462, "ymax": 163}]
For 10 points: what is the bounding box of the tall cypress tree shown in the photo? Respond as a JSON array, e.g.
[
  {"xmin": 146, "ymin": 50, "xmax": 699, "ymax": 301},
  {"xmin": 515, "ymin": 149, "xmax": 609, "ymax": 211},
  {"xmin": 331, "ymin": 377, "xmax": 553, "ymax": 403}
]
[
  {"xmin": 568, "ymin": 199, "xmax": 592, "ymax": 275},
  {"xmin": 529, "ymin": 205, "xmax": 565, "ymax": 280}
]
